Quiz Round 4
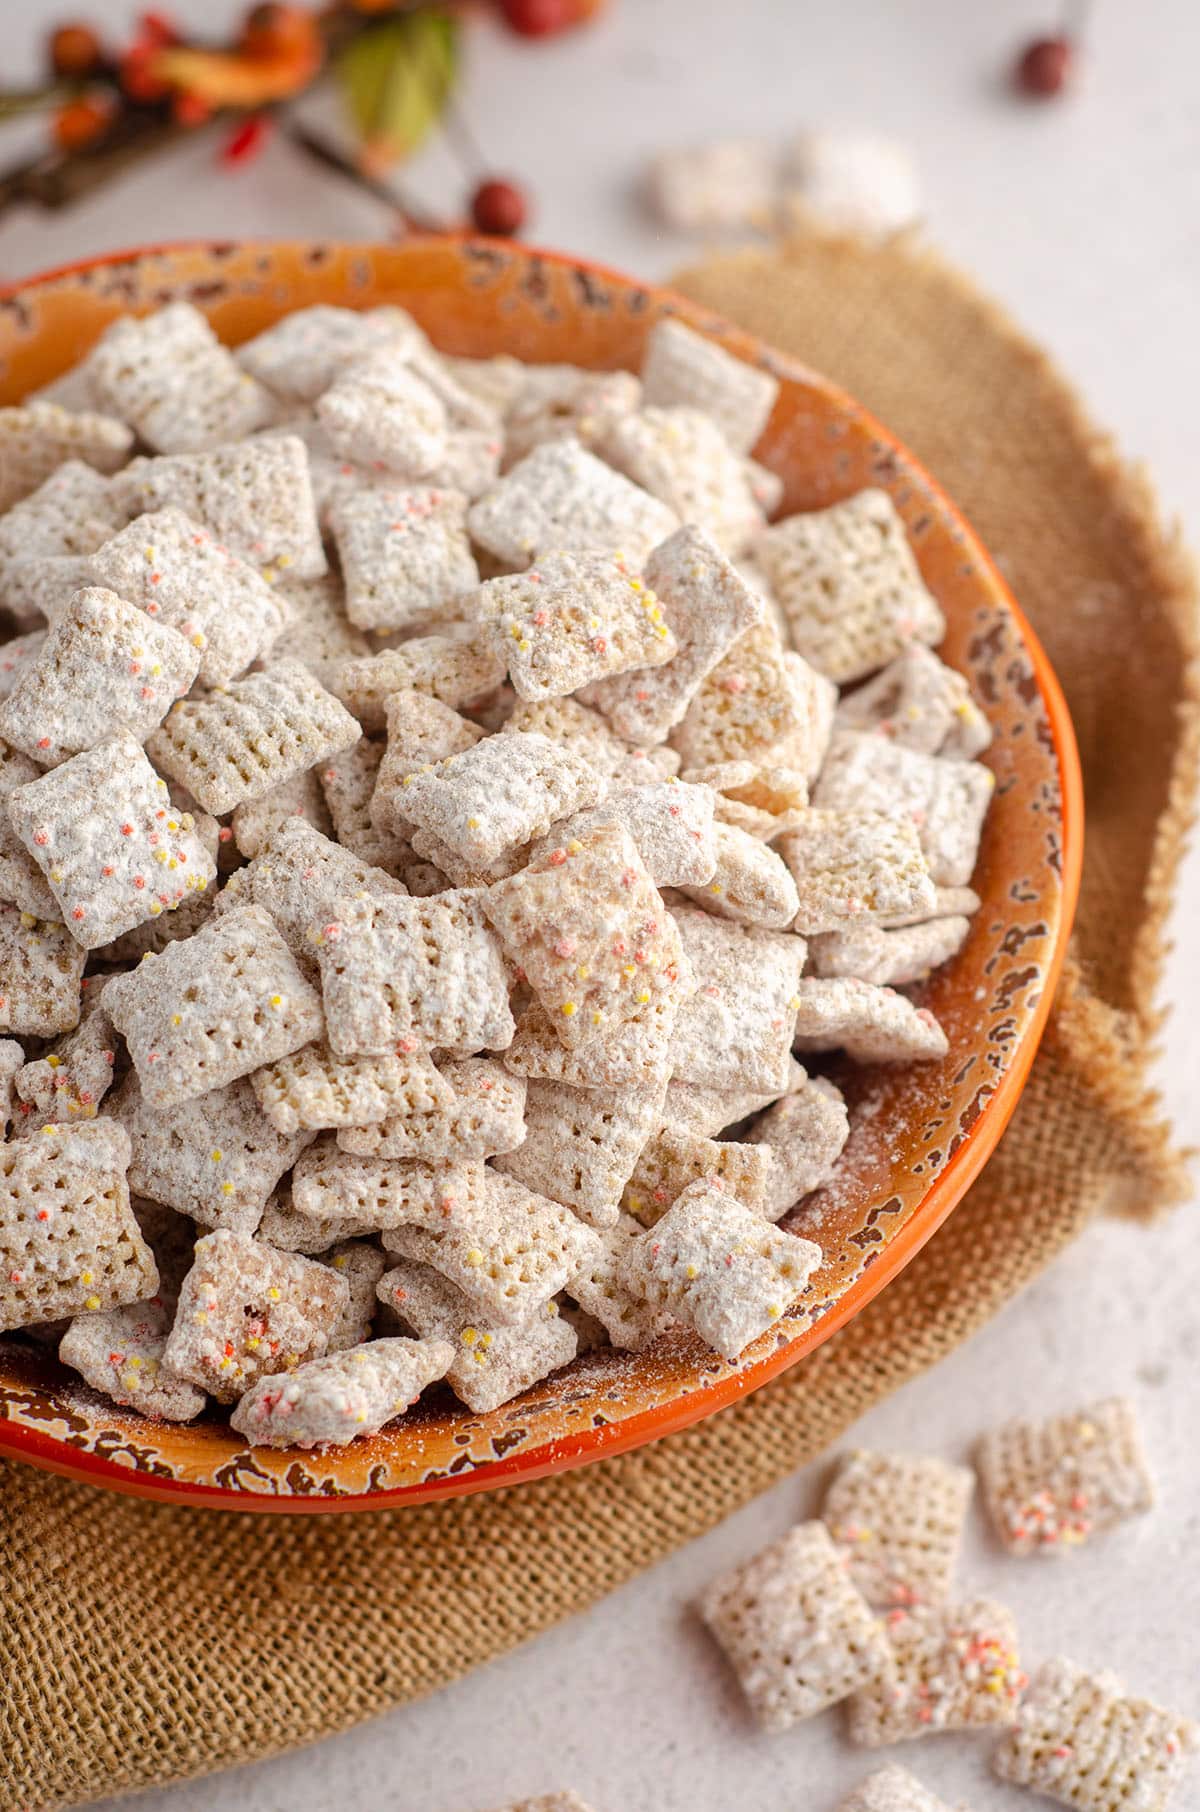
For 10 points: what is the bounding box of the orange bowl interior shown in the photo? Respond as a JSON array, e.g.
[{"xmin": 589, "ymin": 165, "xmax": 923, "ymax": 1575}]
[{"xmin": 0, "ymin": 239, "xmax": 1082, "ymax": 1510}]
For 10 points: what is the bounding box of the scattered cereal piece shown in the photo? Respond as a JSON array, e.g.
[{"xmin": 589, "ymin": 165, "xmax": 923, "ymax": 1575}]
[
  {"xmin": 747, "ymin": 1077, "xmax": 850, "ymax": 1219},
  {"xmin": 494, "ymin": 1073, "xmax": 667, "ymax": 1228},
  {"xmin": 619, "ymin": 1179, "xmax": 820, "ymax": 1359},
  {"xmin": 104, "ymin": 903, "xmax": 323, "ymax": 1109},
  {"xmin": 337, "ymin": 1057, "xmax": 526, "ymax": 1162},
  {"xmin": 976, "ymin": 1397, "xmax": 1155, "ymax": 1558},
  {"xmin": 835, "ymin": 1765, "xmax": 961, "ymax": 1812},
  {"xmin": 668, "ymin": 904, "xmax": 806, "ymax": 1094},
  {"xmin": 322, "ymin": 1241, "xmax": 388, "ymax": 1352},
  {"xmin": 623, "ymin": 1126, "xmax": 770, "ymax": 1226},
  {"xmin": 782, "ymin": 131, "xmax": 921, "ymax": 239},
  {"xmin": 398, "ymin": 730, "xmax": 604, "ymax": 869},
  {"xmin": 0, "ymin": 586, "xmax": 200, "ymax": 767},
  {"xmin": 0, "ymin": 400, "xmax": 133, "ymax": 512},
  {"xmin": 837, "ymin": 643, "xmax": 992, "ymax": 760},
  {"xmin": 334, "ymin": 634, "xmax": 507, "ymax": 732},
  {"xmin": 8, "ymin": 735, "xmax": 217, "ymax": 949},
  {"xmin": 814, "ymin": 731, "xmax": 995, "ymax": 888},
  {"xmin": 756, "ymin": 490, "xmax": 946, "ymax": 683},
  {"xmin": 162, "ymin": 1227, "xmax": 348, "ymax": 1404},
  {"xmin": 252, "ymin": 1039, "xmax": 451, "ymax": 1136},
  {"xmin": 59, "ymin": 1297, "xmax": 206, "ymax": 1421},
  {"xmin": 236, "ymin": 304, "xmax": 425, "ymax": 402},
  {"xmin": 792, "ymin": 978, "xmax": 948, "ymax": 1063},
  {"xmin": 89, "ymin": 303, "xmax": 275, "ymax": 454},
  {"xmin": 823, "ymin": 1449, "xmax": 974, "ymax": 1610},
  {"xmin": 111, "ymin": 435, "xmax": 326, "ymax": 579},
  {"xmin": 0, "ymin": 1118, "xmax": 157, "ymax": 1332},
  {"xmin": 381, "ymin": 1258, "xmax": 577, "ymax": 1414},
  {"xmin": 331, "ymin": 486, "xmax": 479, "ymax": 633},
  {"xmin": 991, "ymin": 1657, "xmax": 1197, "ymax": 1812},
  {"xmin": 779, "ymin": 809, "xmax": 936, "ymax": 935},
  {"xmin": 478, "ymin": 550, "xmax": 678, "ymax": 702},
  {"xmin": 147, "ymin": 659, "xmax": 359, "ymax": 816},
  {"xmin": 699, "ymin": 1521, "xmax": 890, "ymax": 1729},
  {"xmin": 847, "ymin": 1596, "xmax": 1023, "ymax": 1746},
  {"xmin": 90, "ymin": 508, "xmax": 287, "ymax": 687},
  {"xmin": 648, "ymin": 137, "xmax": 777, "ymax": 232},
  {"xmin": 468, "ymin": 437, "xmax": 678, "ymax": 569},
  {"xmin": 0, "ymin": 902, "xmax": 86, "ymax": 1037},
  {"xmin": 312, "ymin": 890, "xmax": 513, "ymax": 1058},
  {"xmin": 641, "ymin": 318, "xmax": 779, "ymax": 455},
  {"xmin": 678, "ymin": 819, "xmax": 800, "ymax": 929},
  {"xmin": 601, "ymin": 406, "xmax": 764, "ymax": 556}
]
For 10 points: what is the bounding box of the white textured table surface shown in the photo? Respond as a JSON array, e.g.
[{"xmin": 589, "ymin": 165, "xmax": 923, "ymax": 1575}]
[{"xmin": 1, "ymin": 4, "xmax": 1197, "ymax": 1809}]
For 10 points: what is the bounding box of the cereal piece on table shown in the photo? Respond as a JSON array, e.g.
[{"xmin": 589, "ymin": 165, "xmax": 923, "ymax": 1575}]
[
  {"xmin": 668, "ymin": 905, "xmax": 806, "ymax": 1094},
  {"xmin": 230, "ymin": 1334, "xmax": 453, "ymax": 1448},
  {"xmin": 14, "ymin": 989, "xmax": 117, "ymax": 1128},
  {"xmin": 503, "ymin": 694, "xmax": 681, "ymax": 784},
  {"xmin": 792, "ymin": 978, "xmax": 948, "ymax": 1063},
  {"xmin": 601, "ymin": 406, "xmax": 764, "ymax": 556},
  {"xmin": 317, "ymin": 352, "xmax": 447, "ymax": 478},
  {"xmin": 337, "ymin": 1057, "xmax": 526, "ymax": 1161},
  {"xmin": 0, "ymin": 462, "xmax": 125, "ymax": 621},
  {"xmin": 586, "ymin": 527, "xmax": 764, "ymax": 748},
  {"xmin": 0, "ymin": 742, "xmax": 60, "ymax": 918},
  {"xmin": 147, "ymin": 659, "xmax": 359, "ymax": 816},
  {"xmin": 0, "ymin": 400, "xmax": 133, "ymax": 512},
  {"xmin": 89, "ymin": 303, "xmax": 275, "ymax": 454},
  {"xmin": 649, "ymin": 137, "xmax": 777, "ymax": 233},
  {"xmin": 312, "ymin": 890, "xmax": 513, "ymax": 1058},
  {"xmin": 756, "ymin": 490, "xmax": 946, "ymax": 683},
  {"xmin": 317, "ymin": 736, "xmax": 410, "ymax": 872},
  {"xmin": 331, "ymin": 486, "xmax": 479, "ymax": 633},
  {"xmin": 670, "ymin": 622, "xmax": 811, "ymax": 771},
  {"xmin": 293, "ymin": 1143, "xmax": 489, "ymax": 1231},
  {"xmin": 0, "ymin": 587, "xmax": 200, "ymax": 767},
  {"xmin": 0, "ymin": 903, "xmax": 86, "ymax": 1037},
  {"xmin": 619, "ymin": 1180, "xmax": 821, "ymax": 1359},
  {"xmin": 0, "ymin": 630, "xmax": 48, "ymax": 701},
  {"xmin": 484, "ymin": 822, "xmax": 685, "ymax": 1048},
  {"xmin": 380, "ymin": 1258, "xmax": 577, "ymax": 1414},
  {"xmin": 623, "ymin": 1127, "xmax": 769, "ymax": 1226},
  {"xmin": 0, "ymin": 1118, "xmax": 157, "ymax": 1332},
  {"xmin": 478, "ymin": 550, "xmax": 676, "ymax": 701},
  {"xmin": 58, "ymin": 1298, "xmax": 206, "ymax": 1421},
  {"xmin": 0, "ymin": 1039, "xmax": 21, "ymax": 1134},
  {"xmin": 976, "ymin": 1396, "xmax": 1155, "ymax": 1557},
  {"xmin": 837, "ymin": 643, "xmax": 992, "ymax": 760},
  {"xmin": 216, "ymin": 817, "xmax": 406, "ymax": 973},
  {"xmin": 640, "ymin": 317, "xmax": 779, "ymax": 455},
  {"xmin": 879, "ymin": 885, "xmax": 980, "ymax": 930},
  {"xmin": 111, "ymin": 436, "xmax": 326, "ymax": 579},
  {"xmin": 525, "ymin": 779, "xmax": 717, "ymax": 889},
  {"xmin": 747, "ymin": 1077, "xmax": 850, "ymax": 1220},
  {"xmin": 467, "ymin": 437, "xmax": 678, "ymax": 569},
  {"xmin": 847, "ymin": 1596, "xmax": 1022, "ymax": 1746},
  {"xmin": 779, "ymin": 809, "xmax": 936, "ymax": 935},
  {"xmin": 371, "ymin": 689, "xmax": 485, "ymax": 834},
  {"xmin": 252, "ymin": 1039, "xmax": 450, "ymax": 1136},
  {"xmin": 502, "ymin": 991, "xmax": 681, "ymax": 1090},
  {"xmin": 494, "ymin": 1073, "xmax": 667, "ymax": 1228},
  {"xmin": 681, "ymin": 759, "xmax": 808, "ymax": 841},
  {"xmin": 678, "ymin": 820, "xmax": 800, "ymax": 929},
  {"xmin": 333, "ymin": 635, "xmax": 506, "ymax": 731},
  {"xmin": 8, "ymin": 736, "xmax": 217, "ymax": 949},
  {"xmin": 505, "ymin": 365, "xmax": 641, "ymax": 465},
  {"xmin": 823, "ymin": 1450, "xmax": 974, "ymax": 1611},
  {"xmin": 269, "ymin": 572, "xmax": 370, "ymax": 686},
  {"xmin": 563, "ymin": 1213, "xmax": 674, "ymax": 1349},
  {"xmin": 236, "ymin": 304, "xmax": 425, "ymax": 402},
  {"xmin": 104, "ymin": 904, "xmax": 323, "ymax": 1109},
  {"xmin": 323, "ymin": 1241, "xmax": 388, "ymax": 1351},
  {"xmin": 809, "ymin": 916, "xmax": 972, "ymax": 987},
  {"xmin": 162, "ymin": 1227, "xmax": 347, "ymax": 1404},
  {"xmin": 398, "ymin": 731, "xmax": 604, "ymax": 868},
  {"xmin": 381, "ymin": 1169, "xmax": 600, "ymax": 1327},
  {"xmin": 782, "ymin": 132, "xmax": 921, "ymax": 238},
  {"xmin": 835, "ymin": 1765, "xmax": 962, "ymax": 1812},
  {"xmin": 814, "ymin": 728, "xmax": 995, "ymax": 883},
  {"xmin": 699, "ymin": 1521, "xmax": 890, "ymax": 1730},
  {"xmin": 230, "ymin": 767, "xmax": 333, "ymax": 860},
  {"xmin": 114, "ymin": 1072, "xmax": 311, "ymax": 1235},
  {"xmin": 991, "ymin": 1657, "xmax": 1197, "ymax": 1812},
  {"xmin": 90, "ymin": 508, "xmax": 287, "ymax": 687}
]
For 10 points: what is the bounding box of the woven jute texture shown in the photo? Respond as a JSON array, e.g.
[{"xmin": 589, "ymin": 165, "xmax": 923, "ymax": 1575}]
[{"xmin": 2, "ymin": 232, "xmax": 1196, "ymax": 1812}]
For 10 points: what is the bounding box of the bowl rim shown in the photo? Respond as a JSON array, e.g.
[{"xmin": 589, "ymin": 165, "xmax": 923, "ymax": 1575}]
[{"xmin": 0, "ymin": 236, "xmax": 1083, "ymax": 1511}]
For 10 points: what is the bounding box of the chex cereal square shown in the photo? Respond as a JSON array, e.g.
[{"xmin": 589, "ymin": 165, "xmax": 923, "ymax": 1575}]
[
  {"xmin": 271, "ymin": 571, "xmax": 370, "ymax": 686},
  {"xmin": 7, "ymin": 735, "xmax": 217, "ymax": 949},
  {"xmin": 333, "ymin": 635, "xmax": 506, "ymax": 732},
  {"xmin": 601, "ymin": 406, "xmax": 763, "ymax": 556},
  {"xmin": 847, "ymin": 1597, "xmax": 1023, "ymax": 1747},
  {"xmin": 668, "ymin": 905, "xmax": 806, "ymax": 1095},
  {"xmin": 59, "ymin": 1298, "xmax": 206, "ymax": 1422},
  {"xmin": 823, "ymin": 1449, "xmax": 974, "ymax": 1611},
  {"xmin": 251, "ymin": 1039, "xmax": 451, "ymax": 1136},
  {"xmin": 525, "ymin": 779, "xmax": 717, "ymax": 890},
  {"xmin": 836, "ymin": 642, "xmax": 992, "ymax": 760},
  {"xmin": 699, "ymin": 1522, "xmax": 890, "ymax": 1730},
  {"xmin": 371, "ymin": 689, "xmax": 485, "ymax": 836},
  {"xmin": 318, "ymin": 736, "xmax": 411, "ymax": 873},
  {"xmin": 976, "ymin": 1396, "xmax": 1155, "ymax": 1557},
  {"xmin": 322, "ymin": 1241, "xmax": 388, "ymax": 1351},
  {"xmin": 779, "ymin": 809, "xmax": 936, "ymax": 935},
  {"xmin": 0, "ymin": 741, "xmax": 60, "ymax": 919},
  {"xmin": 0, "ymin": 400, "xmax": 133, "ymax": 513},
  {"xmin": 501, "ymin": 991, "xmax": 682, "ymax": 1090},
  {"xmin": 813, "ymin": 730, "xmax": 995, "ymax": 889},
  {"xmin": 235, "ymin": 304, "xmax": 425, "ymax": 402},
  {"xmin": 678, "ymin": 819, "xmax": 800, "ymax": 929},
  {"xmin": 317, "ymin": 352, "xmax": 448, "ymax": 479},
  {"xmin": 467, "ymin": 437, "xmax": 678, "ymax": 568},
  {"xmin": 14, "ymin": 985, "xmax": 117, "ymax": 1129},
  {"xmin": 791, "ymin": 978, "xmax": 948, "ymax": 1063},
  {"xmin": 0, "ymin": 903, "xmax": 86, "ymax": 1038},
  {"xmin": 622, "ymin": 1126, "xmax": 770, "ymax": 1226},
  {"xmin": 565, "ymin": 1213, "xmax": 674, "ymax": 1350},
  {"xmin": 331, "ymin": 486, "xmax": 479, "ymax": 633},
  {"xmin": 230, "ymin": 1335, "xmax": 454, "ymax": 1448},
  {"xmin": 670, "ymin": 622, "xmax": 810, "ymax": 771},
  {"xmin": 89, "ymin": 302, "xmax": 275, "ymax": 454},
  {"xmin": 808, "ymin": 916, "xmax": 972, "ymax": 989},
  {"xmin": 291, "ymin": 1141, "xmax": 488, "ymax": 1232},
  {"xmin": 640, "ymin": 317, "xmax": 779, "ymax": 455},
  {"xmin": 103, "ymin": 903, "xmax": 324, "ymax": 1109},
  {"xmin": 494, "ymin": 1073, "xmax": 667, "ymax": 1228},
  {"xmin": 747, "ymin": 1077, "xmax": 850, "ymax": 1219},
  {"xmin": 337, "ymin": 1056, "xmax": 525, "ymax": 1162},
  {"xmin": 618, "ymin": 1180, "xmax": 820, "ymax": 1359},
  {"xmin": 479, "ymin": 550, "xmax": 676, "ymax": 701},
  {"xmin": 835, "ymin": 1766, "xmax": 960, "ymax": 1812},
  {"xmin": 395, "ymin": 730, "xmax": 604, "ymax": 869}
]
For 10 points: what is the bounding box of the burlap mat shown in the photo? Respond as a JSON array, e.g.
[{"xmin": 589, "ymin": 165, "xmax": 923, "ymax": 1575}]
[{"xmin": 2, "ymin": 232, "xmax": 1196, "ymax": 1812}]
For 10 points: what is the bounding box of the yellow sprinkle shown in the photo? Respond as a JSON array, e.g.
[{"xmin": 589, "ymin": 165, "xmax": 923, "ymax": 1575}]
[
  {"xmin": 709, "ymin": 883, "xmax": 722, "ymax": 895},
  {"xmin": 567, "ymin": 839, "xmax": 583, "ymax": 854},
  {"xmin": 80, "ymin": 1270, "xmax": 93, "ymax": 1286},
  {"xmin": 245, "ymin": 1336, "xmax": 260, "ymax": 1351},
  {"xmin": 466, "ymin": 817, "xmax": 479, "ymax": 829},
  {"xmin": 194, "ymin": 1310, "xmax": 208, "ymax": 1325},
  {"xmin": 685, "ymin": 1265, "xmax": 697, "ymax": 1280},
  {"xmin": 84, "ymin": 1294, "xmax": 101, "ymax": 1310},
  {"xmin": 635, "ymin": 989, "xmax": 650, "ymax": 1005},
  {"xmin": 332, "ymin": 1254, "xmax": 348, "ymax": 1269},
  {"xmin": 575, "ymin": 965, "xmax": 590, "ymax": 981},
  {"xmin": 461, "ymin": 1327, "xmax": 478, "ymax": 1346},
  {"xmin": 465, "ymin": 1248, "xmax": 485, "ymax": 1267},
  {"xmin": 267, "ymin": 1286, "xmax": 281, "ymax": 1301},
  {"xmin": 269, "ymin": 994, "xmax": 283, "ymax": 1009},
  {"xmin": 622, "ymin": 964, "xmax": 636, "ymax": 979},
  {"xmin": 46, "ymin": 1054, "xmax": 60, "ymax": 1069},
  {"xmin": 221, "ymin": 1182, "xmax": 234, "ymax": 1196},
  {"xmin": 128, "ymin": 1356, "xmax": 143, "ymax": 1369},
  {"xmin": 561, "ymin": 1001, "xmax": 577, "ymax": 1017},
  {"xmin": 211, "ymin": 1149, "xmax": 222, "ymax": 1163}
]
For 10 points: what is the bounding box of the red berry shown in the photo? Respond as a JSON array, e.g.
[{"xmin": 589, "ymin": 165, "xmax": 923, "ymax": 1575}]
[
  {"xmin": 1014, "ymin": 35, "xmax": 1074, "ymax": 96},
  {"xmin": 120, "ymin": 45, "xmax": 170, "ymax": 103},
  {"xmin": 471, "ymin": 178, "xmax": 528, "ymax": 237},
  {"xmin": 499, "ymin": 0, "xmax": 575, "ymax": 37},
  {"xmin": 48, "ymin": 23, "xmax": 104, "ymax": 78},
  {"xmin": 52, "ymin": 95, "xmax": 113, "ymax": 152}
]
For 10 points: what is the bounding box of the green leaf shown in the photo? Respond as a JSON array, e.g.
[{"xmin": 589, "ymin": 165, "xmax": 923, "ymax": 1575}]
[{"xmin": 335, "ymin": 12, "xmax": 459, "ymax": 164}]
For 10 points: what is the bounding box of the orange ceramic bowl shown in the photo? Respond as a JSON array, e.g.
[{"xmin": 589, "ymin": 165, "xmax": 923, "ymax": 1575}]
[{"xmin": 0, "ymin": 240, "xmax": 1081, "ymax": 1511}]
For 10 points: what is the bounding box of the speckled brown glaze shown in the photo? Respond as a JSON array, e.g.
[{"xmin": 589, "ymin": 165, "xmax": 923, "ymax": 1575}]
[{"xmin": 0, "ymin": 241, "xmax": 1081, "ymax": 1511}]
